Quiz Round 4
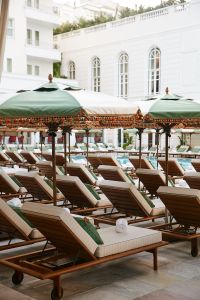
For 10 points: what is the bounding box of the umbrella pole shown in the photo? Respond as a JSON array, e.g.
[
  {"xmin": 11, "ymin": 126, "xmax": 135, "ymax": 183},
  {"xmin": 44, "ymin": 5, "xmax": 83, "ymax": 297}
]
[
  {"xmin": 40, "ymin": 131, "xmax": 43, "ymax": 159},
  {"xmin": 68, "ymin": 129, "xmax": 71, "ymax": 162},
  {"xmin": 48, "ymin": 124, "xmax": 58, "ymax": 206},
  {"xmin": 85, "ymin": 129, "xmax": 89, "ymax": 166},
  {"xmin": 137, "ymin": 128, "xmax": 143, "ymax": 190},
  {"xmin": 156, "ymin": 128, "xmax": 160, "ymax": 169},
  {"xmin": 62, "ymin": 127, "xmax": 68, "ymax": 175},
  {"xmin": 2, "ymin": 131, "xmax": 5, "ymax": 149}
]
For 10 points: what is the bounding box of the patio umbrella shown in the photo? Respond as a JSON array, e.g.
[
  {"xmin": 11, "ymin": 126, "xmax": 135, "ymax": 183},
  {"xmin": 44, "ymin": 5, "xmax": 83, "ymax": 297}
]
[
  {"xmin": 0, "ymin": 76, "xmax": 141, "ymax": 205},
  {"xmin": 142, "ymin": 87, "xmax": 200, "ymax": 184}
]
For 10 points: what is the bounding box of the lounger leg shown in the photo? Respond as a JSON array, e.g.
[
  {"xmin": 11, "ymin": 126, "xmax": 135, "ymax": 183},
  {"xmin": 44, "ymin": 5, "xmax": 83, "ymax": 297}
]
[
  {"xmin": 51, "ymin": 277, "xmax": 63, "ymax": 300},
  {"xmin": 153, "ymin": 248, "xmax": 158, "ymax": 270},
  {"xmin": 191, "ymin": 238, "xmax": 198, "ymax": 257}
]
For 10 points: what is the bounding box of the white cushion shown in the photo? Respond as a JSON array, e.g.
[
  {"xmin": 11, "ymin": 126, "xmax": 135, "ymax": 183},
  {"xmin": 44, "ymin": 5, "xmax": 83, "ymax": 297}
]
[{"xmin": 95, "ymin": 226, "xmax": 162, "ymax": 257}]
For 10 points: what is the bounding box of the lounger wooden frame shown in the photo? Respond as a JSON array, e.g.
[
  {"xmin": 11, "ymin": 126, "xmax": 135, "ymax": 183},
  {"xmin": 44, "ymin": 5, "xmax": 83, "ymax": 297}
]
[
  {"xmin": 42, "ymin": 152, "xmax": 66, "ymax": 166},
  {"xmin": 158, "ymin": 157, "xmax": 184, "ymax": 177},
  {"xmin": 0, "ymin": 207, "xmax": 166, "ymax": 300},
  {"xmin": 191, "ymin": 159, "xmax": 200, "ymax": 172},
  {"xmin": 0, "ymin": 201, "xmax": 44, "ymax": 251},
  {"xmin": 156, "ymin": 186, "xmax": 200, "ymax": 257},
  {"xmin": 94, "ymin": 180, "xmax": 165, "ymax": 226},
  {"xmin": 129, "ymin": 156, "xmax": 154, "ymax": 170}
]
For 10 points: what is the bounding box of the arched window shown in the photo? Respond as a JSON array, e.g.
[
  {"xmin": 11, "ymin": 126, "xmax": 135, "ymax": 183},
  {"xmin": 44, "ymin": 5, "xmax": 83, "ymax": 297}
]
[
  {"xmin": 69, "ymin": 61, "xmax": 75, "ymax": 79},
  {"xmin": 118, "ymin": 52, "xmax": 128, "ymax": 98},
  {"xmin": 148, "ymin": 47, "xmax": 161, "ymax": 95},
  {"xmin": 92, "ymin": 57, "xmax": 100, "ymax": 92}
]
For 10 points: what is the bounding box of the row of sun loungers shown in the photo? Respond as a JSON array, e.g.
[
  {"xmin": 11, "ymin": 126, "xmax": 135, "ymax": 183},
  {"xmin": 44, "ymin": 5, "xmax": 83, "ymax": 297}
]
[{"xmin": 1, "ymin": 150, "xmax": 200, "ymax": 299}]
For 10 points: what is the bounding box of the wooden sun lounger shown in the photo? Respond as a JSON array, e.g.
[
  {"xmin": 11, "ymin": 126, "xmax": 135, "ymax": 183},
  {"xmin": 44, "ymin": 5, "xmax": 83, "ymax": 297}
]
[
  {"xmin": 20, "ymin": 151, "xmax": 39, "ymax": 165},
  {"xmin": 129, "ymin": 156, "xmax": 154, "ymax": 170},
  {"xmin": 183, "ymin": 172, "xmax": 200, "ymax": 189},
  {"xmin": 136, "ymin": 168, "xmax": 170, "ymax": 197},
  {"xmin": 66, "ymin": 163, "xmax": 97, "ymax": 185},
  {"xmin": 98, "ymin": 155, "xmax": 121, "ymax": 167},
  {"xmin": 0, "ymin": 170, "xmax": 28, "ymax": 199},
  {"xmin": 157, "ymin": 157, "xmax": 184, "ymax": 178},
  {"xmin": 5, "ymin": 151, "xmax": 34, "ymax": 171},
  {"xmin": 87, "ymin": 154, "xmax": 102, "ymax": 171},
  {"xmin": 41, "ymin": 152, "xmax": 66, "ymax": 166},
  {"xmin": 97, "ymin": 165, "xmax": 134, "ymax": 183},
  {"xmin": 15, "ymin": 172, "xmax": 64, "ymax": 204},
  {"xmin": 0, "ymin": 152, "xmax": 15, "ymax": 167},
  {"xmin": 0, "ymin": 199, "xmax": 44, "ymax": 251},
  {"xmin": 156, "ymin": 186, "xmax": 200, "ymax": 257},
  {"xmin": 56, "ymin": 175, "xmax": 111, "ymax": 211},
  {"xmin": 0, "ymin": 202, "xmax": 166, "ymax": 300},
  {"xmin": 191, "ymin": 159, "xmax": 200, "ymax": 172},
  {"xmin": 36, "ymin": 161, "xmax": 64, "ymax": 179},
  {"xmin": 94, "ymin": 180, "xmax": 165, "ymax": 226}
]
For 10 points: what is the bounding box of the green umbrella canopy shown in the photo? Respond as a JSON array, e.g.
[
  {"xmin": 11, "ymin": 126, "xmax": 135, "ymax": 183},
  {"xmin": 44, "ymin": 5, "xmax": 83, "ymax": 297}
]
[
  {"xmin": 0, "ymin": 82, "xmax": 81, "ymax": 119},
  {"xmin": 147, "ymin": 89, "xmax": 200, "ymax": 124}
]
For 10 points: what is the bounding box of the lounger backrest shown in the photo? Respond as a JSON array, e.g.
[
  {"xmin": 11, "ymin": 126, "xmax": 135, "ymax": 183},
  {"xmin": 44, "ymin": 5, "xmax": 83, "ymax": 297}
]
[
  {"xmin": 183, "ymin": 172, "xmax": 200, "ymax": 189},
  {"xmin": 6, "ymin": 151, "xmax": 24, "ymax": 163},
  {"xmin": 87, "ymin": 154, "xmax": 102, "ymax": 169},
  {"xmin": 42, "ymin": 152, "xmax": 65, "ymax": 166},
  {"xmin": 158, "ymin": 158, "xmax": 184, "ymax": 177},
  {"xmin": 129, "ymin": 156, "xmax": 154, "ymax": 170},
  {"xmin": 0, "ymin": 170, "xmax": 20, "ymax": 194},
  {"xmin": 15, "ymin": 172, "xmax": 54, "ymax": 200},
  {"xmin": 157, "ymin": 186, "xmax": 200, "ymax": 227},
  {"xmin": 66, "ymin": 163, "xmax": 96, "ymax": 185},
  {"xmin": 56, "ymin": 175, "xmax": 98, "ymax": 208},
  {"xmin": 0, "ymin": 152, "xmax": 10, "ymax": 162},
  {"xmin": 98, "ymin": 165, "xmax": 130, "ymax": 182},
  {"xmin": 0, "ymin": 198, "xmax": 32, "ymax": 239},
  {"xmin": 191, "ymin": 159, "xmax": 200, "ymax": 172},
  {"xmin": 98, "ymin": 156, "xmax": 121, "ymax": 167},
  {"xmin": 136, "ymin": 168, "xmax": 166, "ymax": 196},
  {"xmin": 99, "ymin": 180, "xmax": 152, "ymax": 216},
  {"xmin": 22, "ymin": 202, "xmax": 97, "ymax": 257},
  {"xmin": 36, "ymin": 161, "xmax": 63, "ymax": 178},
  {"xmin": 20, "ymin": 151, "xmax": 38, "ymax": 164}
]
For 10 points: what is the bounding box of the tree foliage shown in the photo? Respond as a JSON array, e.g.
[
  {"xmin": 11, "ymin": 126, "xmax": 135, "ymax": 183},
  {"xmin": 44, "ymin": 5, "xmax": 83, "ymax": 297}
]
[{"xmin": 54, "ymin": 0, "xmax": 186, "ymax": 35}]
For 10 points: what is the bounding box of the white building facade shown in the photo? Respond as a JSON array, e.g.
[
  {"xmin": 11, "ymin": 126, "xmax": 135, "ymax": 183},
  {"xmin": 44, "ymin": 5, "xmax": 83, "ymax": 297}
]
[
  {"xmin": 55, "ymin": 0, "xmax": 200, "ymax": 148},
  {"xmin": 0, "ymin": 0, "xmax": 61, "ymax": 93}
]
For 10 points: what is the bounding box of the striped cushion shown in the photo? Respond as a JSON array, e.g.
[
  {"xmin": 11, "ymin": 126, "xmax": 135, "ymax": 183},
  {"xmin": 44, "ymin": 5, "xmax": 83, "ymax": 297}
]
[{"xmin": 95, "ymin": 226, "xmax": 162, "ymax": 257}]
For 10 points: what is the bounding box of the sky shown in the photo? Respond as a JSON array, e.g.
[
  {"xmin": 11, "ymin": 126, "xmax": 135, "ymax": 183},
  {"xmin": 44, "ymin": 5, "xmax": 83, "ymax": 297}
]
[{"xmin": 54, "ymin": 0, "xmax": 163, "ymax": 8}]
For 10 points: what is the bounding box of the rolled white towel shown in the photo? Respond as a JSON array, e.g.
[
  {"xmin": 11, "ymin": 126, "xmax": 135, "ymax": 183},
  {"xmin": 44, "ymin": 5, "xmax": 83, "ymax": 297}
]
[
  {"xmin": 115, "ymin": 218, "xmax": 128, "ymax": 233},
  {"xmin": 7, "ymin": 197, "xmax": 22, "ymax": 207}
]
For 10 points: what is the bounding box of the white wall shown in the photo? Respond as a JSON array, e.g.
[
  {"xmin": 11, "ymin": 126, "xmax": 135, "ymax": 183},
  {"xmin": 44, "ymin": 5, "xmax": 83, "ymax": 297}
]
[{"xmin": 58, "ymin": 1, "xmax": 200, "ymax": 101}]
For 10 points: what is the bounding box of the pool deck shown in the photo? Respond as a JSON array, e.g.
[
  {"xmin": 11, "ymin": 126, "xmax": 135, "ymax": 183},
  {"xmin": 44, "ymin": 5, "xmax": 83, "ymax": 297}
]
[{"xmin": 0, "ymin": 239, "xmax": 200, "ymax": 300}]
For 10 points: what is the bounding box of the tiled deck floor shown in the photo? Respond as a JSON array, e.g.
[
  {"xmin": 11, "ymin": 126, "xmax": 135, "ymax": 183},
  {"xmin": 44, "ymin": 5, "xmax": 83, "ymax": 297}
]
[{"xmin": 0, "ymin": 239, "xmax": 200, "ymax": 300}]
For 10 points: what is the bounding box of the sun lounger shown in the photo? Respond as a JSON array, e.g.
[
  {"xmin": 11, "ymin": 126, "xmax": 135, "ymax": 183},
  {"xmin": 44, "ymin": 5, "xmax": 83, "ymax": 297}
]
[
  {"xmin": 15, "ymin": 172, "xmax": 64, "ymax": 203},
  {"xmin": 0, "ymin": 202, "xmax": 165, "ymax": 299},
  {"xmin": 20, "ymin": 150, "xmax": 39, "ymax": 165},
  {"xmin": 175, "ymin": 145, "xmax": 189, "ymax": 153},
  {"xmin": 0, "ymin": 151, "xmax": 15, "ymax": 167},
  {"xmin": 157, "ymin": 157, "xmax": 184, "ymax": 178},
  {"xmin": 191, "ymin": 159, "xmax": 200, "ymax": 172},
  {"xmin": 0, "ymin": 170, "xmax": 26, "ymax": 197},
  {"xmin": 95, "ymin": 180, "xmax": 165, "ymax": 225},
  {"xmin": 183, "ymin": 172, "xmax": 200, "ymax": 190},
  {"xmin": 157, "ymin": 186, "xmax": 200, "ymax": 256},
  {"xmin": 136, "ymin": 168, "xmax": 172, "ymax": 197},
  {"xmin": 0, "ymin": 199, "xmax": 44, "ymax": 251},
  {"xmin": 5, "ymin": 151, "xmax": 34, "ymax": 170},
  {"xmin": 36, "ymin": 161, "xmax": 64, "ymax": 179},
  {"xmin": 56, "ymin": 175, "xmax": 111, "ymax": 210},
  {"xmin": 98, "ymin": 155, "xmax": 121, "ymax": 167},
  {"xmin": 66, "ymin": 163, "xmax": 97, "ymax": 185},
  {"xmin": 98, "ymin": 165, "xmax": 134, "ymax": 183},
  {"xmin": 42, "ymin": 152, "xmax": 66, "ymax": 166},
  {"xmin": 129, "ymin": 156, "xmax": 154, "ymax": 170},
  {"xmin": 87, "ymin": 154, "xmax": 102, "ymax": 171}
]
